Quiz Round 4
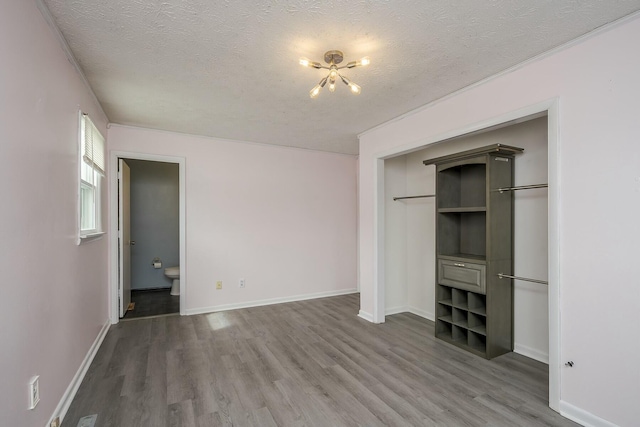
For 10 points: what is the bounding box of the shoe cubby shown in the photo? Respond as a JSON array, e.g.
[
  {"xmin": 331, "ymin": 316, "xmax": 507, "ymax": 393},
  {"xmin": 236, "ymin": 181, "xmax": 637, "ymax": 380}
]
[{"xmin": 435, "ymin": 285, "xmax": 489, "ymax": 357}]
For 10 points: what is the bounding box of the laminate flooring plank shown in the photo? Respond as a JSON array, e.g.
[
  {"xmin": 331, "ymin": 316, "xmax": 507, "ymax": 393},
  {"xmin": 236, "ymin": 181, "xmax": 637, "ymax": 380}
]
[
  {"xmin": 273, "ymin": 377, "xmax": 346, "ymax": 427},
  {"xmin": 473, "ymin": 393, "xmax": 560, "ymax": 427},
  {"xmin": 195, "ymin": 411, "xmax": 232, "ymax": 427},
  {"xmin": 119, "ymin": 343, "xmax": 150, "ymax": 397},
  {"xmin": 221, "ymin": 353, "xmax": 268, "ymax": 411},
  {"xmin": 62, "ymin": 294, "xmax": 578, "ymax": 427},
  {"xmin": 61, "ymin": 376, "xmax": 124, "ymax": 427},
  {"xmin": 240, "ymin": 361, "xmax": 306, "ymax": 427},
  {"xmin": 248, "ymin": 406, "xmax": 278, "ymax": 427},
  {"xmin": 367, "ymin": 381, "xmax": 442, "ymax": 426},
  {"xmin": 168, "ymin": 400, "xmax": 196, "ymax": 427},
  {"xmin": 264, "ymin": 329, "xmax": 377, "ymax": 426},
  {"xmin": 309, "ymin": 339, "xmax": 382, "ymax": 388},
  {"xmin": 324, "ymin": 363, "xmax": 417, "ymax": 427}
]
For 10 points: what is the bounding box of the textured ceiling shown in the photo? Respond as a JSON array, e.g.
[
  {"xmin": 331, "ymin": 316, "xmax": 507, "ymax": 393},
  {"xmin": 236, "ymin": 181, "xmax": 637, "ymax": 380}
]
[{"xmin": 43, "ymin": 0, "xmax": 640, "ymax": 155}]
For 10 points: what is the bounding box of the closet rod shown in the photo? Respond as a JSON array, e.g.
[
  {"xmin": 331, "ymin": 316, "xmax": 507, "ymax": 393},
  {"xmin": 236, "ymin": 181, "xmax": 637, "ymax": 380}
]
[
  {"xmin": 393, "ymin": 194, "xmax": 436, "ymax": 201},
  {"xmin": 497, "ymin": 273, "xmax": 548, "ymax": 285},
  {"xmin": 491, "ymin": 183, "xmax": 548, "ymax": 193}
]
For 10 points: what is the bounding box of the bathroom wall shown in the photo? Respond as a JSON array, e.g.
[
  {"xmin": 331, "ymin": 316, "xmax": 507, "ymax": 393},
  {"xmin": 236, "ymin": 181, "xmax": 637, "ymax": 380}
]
[
  {"xmin": 0, "ymin": 1, "xmax": 109, "ymax": 425},
  {"xmin": 108, "ymin": 125, "xmax": 358, "ymax": 313},
  {"xmin": 127, "ymin": 159, "xmax": 179, "ymax": 290}
]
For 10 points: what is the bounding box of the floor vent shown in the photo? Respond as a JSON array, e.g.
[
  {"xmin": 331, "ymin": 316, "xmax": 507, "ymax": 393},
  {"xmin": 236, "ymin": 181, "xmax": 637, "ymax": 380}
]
[{"xmin": 76, "ymin": 414, "xmax": 97, "ymax": 427}]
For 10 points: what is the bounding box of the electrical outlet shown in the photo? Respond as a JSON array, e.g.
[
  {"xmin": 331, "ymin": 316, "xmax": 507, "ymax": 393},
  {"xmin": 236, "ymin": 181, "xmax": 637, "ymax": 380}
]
[
  {"xmin": 50, "ymin": 416, "xmax": 60, "ymax": 427},
  {"xmin": 28, "ymin": 376, "xmax": 40, "ymax": 410},
  {"xmin": 239, "ymin": 278, "xmax": 245, "ymax": 288},
  {"xmin": 216, "ymin": 281, "xmax": 222, "ymax": 290}
]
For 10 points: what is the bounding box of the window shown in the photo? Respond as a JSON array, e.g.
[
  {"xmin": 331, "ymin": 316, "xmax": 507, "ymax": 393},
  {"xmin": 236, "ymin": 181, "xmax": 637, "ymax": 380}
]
[{"xmin": 79, "ymin": 112, "xmax": 105, "ymax": 240}]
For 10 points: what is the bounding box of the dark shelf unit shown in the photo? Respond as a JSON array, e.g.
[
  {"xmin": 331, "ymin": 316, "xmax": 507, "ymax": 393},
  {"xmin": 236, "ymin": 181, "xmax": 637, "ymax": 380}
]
[{"xmin": 424, "ymin": 144, "xmax": 523, "ymax": 359}]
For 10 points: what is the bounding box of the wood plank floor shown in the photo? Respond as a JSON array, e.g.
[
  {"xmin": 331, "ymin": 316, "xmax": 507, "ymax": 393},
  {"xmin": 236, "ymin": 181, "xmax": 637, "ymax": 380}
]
[{"xmin": 62, "ymin": 293, "xmax": 577, "ymax": 427}]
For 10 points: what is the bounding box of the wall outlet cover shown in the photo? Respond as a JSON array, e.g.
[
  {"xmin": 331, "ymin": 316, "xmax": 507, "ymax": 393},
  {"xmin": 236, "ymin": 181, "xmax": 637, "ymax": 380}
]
[{"xmin": 239, "ymin": 278, "xmax": 245, "ymax": 288}]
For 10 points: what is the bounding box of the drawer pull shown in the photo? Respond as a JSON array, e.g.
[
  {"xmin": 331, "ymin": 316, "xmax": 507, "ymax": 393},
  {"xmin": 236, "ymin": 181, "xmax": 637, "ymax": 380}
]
[{"xmin": 454, "ymin": 263, "xmax": 465, "ymax": 267}]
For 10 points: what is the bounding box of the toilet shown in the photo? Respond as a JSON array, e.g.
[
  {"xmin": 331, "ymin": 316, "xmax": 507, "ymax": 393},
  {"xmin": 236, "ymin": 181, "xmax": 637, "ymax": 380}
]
[{"xmin": 164, "ymin": 266, "xmax": 180, "ymax": 296}]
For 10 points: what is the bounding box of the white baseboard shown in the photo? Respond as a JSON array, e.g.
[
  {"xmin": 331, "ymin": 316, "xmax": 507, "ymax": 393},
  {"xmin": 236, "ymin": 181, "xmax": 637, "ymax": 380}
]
[
  {"xmin": 559, "ymin": 400, "xmax": 619, "ymax": 427},
  {"xmin": 185, "ymin": 288, "xmax": 359, "ymax": 316},
  {"xmin": 50, "ymin": 319, "xmax": 111, "ymax": 426},
  {"xmin": 514, "ymin": 343, "xmax": 549, "ymax": 364},
  {"xmin": 358, "ymin": 310, "xmax": 374, "ymax": 322},
  {"xmin": 385, "ymin": 305, "xmax": 408, "ymax": 315},
  {"xmin": 384, "ymin": 305, "xmax": 434, "ymax": 321},
  {"xmin": 407, "ymin": 306, "xmax": 434, "ymax": 321}
]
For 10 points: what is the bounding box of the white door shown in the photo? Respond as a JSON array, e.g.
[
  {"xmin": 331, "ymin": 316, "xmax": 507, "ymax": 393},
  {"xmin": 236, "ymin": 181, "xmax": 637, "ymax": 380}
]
[{"xmin": 118, "ymin": 159, "xmax": 132, "ymax": 318}]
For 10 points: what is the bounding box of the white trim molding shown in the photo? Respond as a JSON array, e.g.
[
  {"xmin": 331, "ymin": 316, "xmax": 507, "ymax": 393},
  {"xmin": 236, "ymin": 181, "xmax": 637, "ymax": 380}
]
[
  {"xmin": 357, "ymin": 310, "xmax": 374, "ymax": 322},
  {"xmin": 514, "ymin": 343, "xmax": 549, "ymax": 365},
  {"xmin": 49, "ymin": 319, "xmax": 110, "ymax": 426},
  {"xmin": 407, "ymin": 306, "xmax": 434, "ymax": 321},
  {"xmin": 559, "ymin": 401, "xmax": 619, "ymax": 427},
  {"xmin": 186, "ymin": 289, "xmax": 359, "ymax": 316},
  {"xmin": 385, "ymin": 305, "xmax": 408, "ymax": 316},
  {"xmin": 385, "ymin": 306, "xmax": 434, "ymax": 321}
]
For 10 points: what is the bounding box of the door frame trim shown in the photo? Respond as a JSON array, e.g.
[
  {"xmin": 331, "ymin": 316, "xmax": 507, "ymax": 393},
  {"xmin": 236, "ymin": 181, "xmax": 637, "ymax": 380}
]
[{"xmin": 109, "ymin": 151, "xmax": 187, "ymax": 323}]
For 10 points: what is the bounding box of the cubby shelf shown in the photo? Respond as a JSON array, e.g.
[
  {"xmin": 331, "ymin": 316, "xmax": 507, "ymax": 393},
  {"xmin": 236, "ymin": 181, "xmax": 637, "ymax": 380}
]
[
  {"xmin": 436, "ymin": 284, "xmax": 487, "ymax": 352},
  {"xmin": 424, "ymin": 144, "xmax": 523, "ymax": 359},
  {"xmin": 438, "ymin": 207, "xmax": 487, "ymax": 213}
]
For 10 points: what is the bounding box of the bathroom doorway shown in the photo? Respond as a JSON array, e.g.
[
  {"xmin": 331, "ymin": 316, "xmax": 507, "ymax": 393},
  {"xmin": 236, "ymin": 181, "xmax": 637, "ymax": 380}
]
[
  {"xmin": 109, "ymin": 151, "xmax": 186, "ymax": 323},
  {"xmin": 122, "ymin": 159, "xmax": 179, "ymax": 319}
]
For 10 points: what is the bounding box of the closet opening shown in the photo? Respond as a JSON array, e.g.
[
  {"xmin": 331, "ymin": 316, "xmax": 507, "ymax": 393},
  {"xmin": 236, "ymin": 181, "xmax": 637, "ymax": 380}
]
[{"xmin": 376, "ymin": 106, "xmax": 559, "ymax": 410}]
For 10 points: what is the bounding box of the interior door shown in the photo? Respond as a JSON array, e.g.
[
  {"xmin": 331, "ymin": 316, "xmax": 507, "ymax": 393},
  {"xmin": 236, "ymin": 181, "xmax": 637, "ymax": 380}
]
[{"xmin": 118, "ymin": 159, "xmax": 132, "ymax": 318}]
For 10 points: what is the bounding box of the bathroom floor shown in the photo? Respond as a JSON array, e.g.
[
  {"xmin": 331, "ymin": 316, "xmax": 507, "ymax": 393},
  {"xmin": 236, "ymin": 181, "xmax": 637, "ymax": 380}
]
[{"xmin": 124, "ymin": 288, "xmax": 179, "ymax": 319}]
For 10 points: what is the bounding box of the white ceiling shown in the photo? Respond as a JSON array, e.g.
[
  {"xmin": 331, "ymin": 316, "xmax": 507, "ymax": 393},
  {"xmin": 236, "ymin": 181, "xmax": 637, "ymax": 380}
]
[{"xmin": 43, "ymin": 1, "xmax": 640, "ymax": 155}]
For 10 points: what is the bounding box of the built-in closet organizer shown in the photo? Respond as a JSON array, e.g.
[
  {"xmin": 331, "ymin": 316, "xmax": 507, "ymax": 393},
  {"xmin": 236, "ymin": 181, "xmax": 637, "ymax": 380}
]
[{"xmin": 424, "ymin": 144, "xmax": 523, "ymax": 359}]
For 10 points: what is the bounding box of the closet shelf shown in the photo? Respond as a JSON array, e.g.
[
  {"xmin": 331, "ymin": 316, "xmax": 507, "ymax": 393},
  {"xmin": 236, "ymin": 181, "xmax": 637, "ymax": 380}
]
[{"xmin": 438, "ymin": 207, "xmax": 486, "ymax": 213}]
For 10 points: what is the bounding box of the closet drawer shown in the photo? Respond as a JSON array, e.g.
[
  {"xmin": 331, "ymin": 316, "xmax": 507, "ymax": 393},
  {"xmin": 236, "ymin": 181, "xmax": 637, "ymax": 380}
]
[{"xmin": 438, "ymin": 259, "xmax": 486, "ymax": 294}]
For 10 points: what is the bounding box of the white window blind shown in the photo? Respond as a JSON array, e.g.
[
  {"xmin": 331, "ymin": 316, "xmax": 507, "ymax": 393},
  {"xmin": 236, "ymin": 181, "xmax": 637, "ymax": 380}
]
[
  {"xmin": 79, "ymin": 112, "xmax": 105, "ymax": 239},
  {"xmin": 81, "ymin": 113, "xmax": 105, "ymax": 175}
]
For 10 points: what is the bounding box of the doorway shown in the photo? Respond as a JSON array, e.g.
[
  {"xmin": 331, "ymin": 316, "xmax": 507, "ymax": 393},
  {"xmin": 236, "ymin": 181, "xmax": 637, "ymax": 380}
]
[
  {"xmin": 109, "ymin": 151, "xmax": 186, "ymax": 323},
  {"xmin": 122, "ymin": 159, "xmax": 180, "ymax": 318}
]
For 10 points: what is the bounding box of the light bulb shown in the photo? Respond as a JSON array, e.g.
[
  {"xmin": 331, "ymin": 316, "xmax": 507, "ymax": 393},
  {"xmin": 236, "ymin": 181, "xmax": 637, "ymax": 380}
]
[
  {"xmin": 358, "ymin": 56, "xmax": 371, "ymax": 67},
  {"xmin": 329, "ymin": 68, "xmax": 338, "ymax": 80},
  {"xmin": 309, "ymin": 84, "xmax": 321, "ymax": 98},
  {"xmin": 300, "ymin": 58, "xmax": 321, "ymax": 68},
  {"xmin": 329, "ymin": 80, "xmax": 336, "ymax": 92},
  {"xmin": 349, "ymin": 82, "xmax": 361, "ymax": 94}
]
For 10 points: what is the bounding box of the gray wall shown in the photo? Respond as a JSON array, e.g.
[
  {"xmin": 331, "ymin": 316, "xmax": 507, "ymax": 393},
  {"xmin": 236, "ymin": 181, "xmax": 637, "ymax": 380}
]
[{"xmin": 127, "ymin": 159, "xmax": 179, "ymax": 290}]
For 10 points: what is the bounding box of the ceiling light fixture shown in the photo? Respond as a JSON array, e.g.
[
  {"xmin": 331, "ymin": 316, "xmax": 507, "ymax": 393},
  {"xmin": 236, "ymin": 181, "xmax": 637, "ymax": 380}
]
[{"xmin": 299, "ymin": 50, "xmax": 370, "ymax": 98}]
